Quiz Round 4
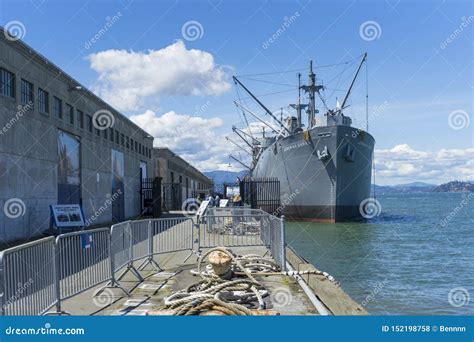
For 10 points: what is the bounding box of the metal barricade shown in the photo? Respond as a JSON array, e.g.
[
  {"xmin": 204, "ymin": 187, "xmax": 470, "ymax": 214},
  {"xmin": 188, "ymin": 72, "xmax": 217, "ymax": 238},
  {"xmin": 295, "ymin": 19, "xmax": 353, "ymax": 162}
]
[
  {"xmin": 267, "ymin": 215, "xmax": 286, "ymax": 270},
  {"xmin": 200, "ymin": 213, "xmax": 267, "ymax": 248},
  {"xmin": 0, "ymin": 237, "xmax": 56, "ymax": 316},
  {"xmin": 130, "ymin": 219, "xmax": 150, "ymax": 262},
  {"xmin": 151, "ymin": 217, "xmax": 194, "ymax": 254},
  {"xmin": 55, "ymin": 228, "xmax": 112, "ymax": 313},
  {"xmin": 0, "ymin": 212, "xmax": 285, "ymax": 315},
  {"xmin": 201, "ymin": 211, "xmax": 286, "ymax": 270},
  {"xmin": 110, "ymin": 221, "xmax": 132, "ymax": 273}
]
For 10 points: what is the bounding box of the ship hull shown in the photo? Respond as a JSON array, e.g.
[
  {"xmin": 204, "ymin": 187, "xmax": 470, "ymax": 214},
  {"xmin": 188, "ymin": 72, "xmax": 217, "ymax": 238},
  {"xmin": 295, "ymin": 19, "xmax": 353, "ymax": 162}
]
[{"xmin": 252, "ymin": 125, "xmax": 375, "ymax": 222}]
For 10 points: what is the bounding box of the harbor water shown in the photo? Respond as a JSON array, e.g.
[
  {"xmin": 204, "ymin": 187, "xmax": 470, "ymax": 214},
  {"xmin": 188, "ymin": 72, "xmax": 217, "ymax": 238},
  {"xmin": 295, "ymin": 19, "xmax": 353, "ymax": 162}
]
[{"xmin": 286, "ymin": 192, "xmax": 474, "ymax": 315}]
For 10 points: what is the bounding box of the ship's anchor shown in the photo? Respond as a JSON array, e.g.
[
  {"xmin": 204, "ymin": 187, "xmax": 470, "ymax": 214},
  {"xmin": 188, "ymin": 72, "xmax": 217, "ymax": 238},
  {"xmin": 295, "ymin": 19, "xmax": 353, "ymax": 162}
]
[{"xmin": 317, "ymin": 146, "xmax": 330, "ymax": 161}]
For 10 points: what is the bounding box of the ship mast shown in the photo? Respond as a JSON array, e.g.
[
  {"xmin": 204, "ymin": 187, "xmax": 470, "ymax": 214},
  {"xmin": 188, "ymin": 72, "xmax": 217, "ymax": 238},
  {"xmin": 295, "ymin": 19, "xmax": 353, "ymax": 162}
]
[
  {"xmin": 290, "ymin": 73, "xmax": 307, "ymax": 129},
  {"xmin": 301, "ymin": 60, "xmax": 324, "ymax": 129},
  {"xmin": 308, "ymin": 60, "xmax": 316, "ymax": 127}
]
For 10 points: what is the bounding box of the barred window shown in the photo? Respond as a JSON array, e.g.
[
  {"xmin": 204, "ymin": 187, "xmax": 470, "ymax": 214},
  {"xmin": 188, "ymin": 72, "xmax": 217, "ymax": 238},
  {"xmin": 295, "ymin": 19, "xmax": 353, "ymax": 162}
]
[
  {"xmin": 0, "ymin": 67, "xmax": 15, "ymax": 98},
  {"xmin": 20, "ymin": 79, "xmax": 33, "ymax": 105},
  {"xmin": 66, "ymin": 104, "xmax": 74, "ymax": 125},
  {"xmin": 38, "ymin": 88, "xmax": 49, "ymax": 114},
  {"xmin": 103, "ymin": 127, "xmax": 108, "ymax": 139},
  {"xmin": 109, "ymin": 128, "xmax": 114, "ymax": 142},
  {"xmin": 120, "ymin": 133, "xmax": 125, "ymax": 146},
  {"xmin": 77, "ymin": 110, "xmax": 84, "ymax": 129},
  {"xmin": 115, "ymin": 130, "xmax": 119, "ymax": 144},
  {"xmin": 53, "ymin": 97, "xmax": 63, "ymax": 119}
]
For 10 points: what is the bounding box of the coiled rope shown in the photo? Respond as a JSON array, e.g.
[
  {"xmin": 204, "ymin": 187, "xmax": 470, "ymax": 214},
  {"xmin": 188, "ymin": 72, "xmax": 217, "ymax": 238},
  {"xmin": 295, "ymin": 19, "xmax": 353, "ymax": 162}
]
[{"xmin": 160, "ymin": 247, "xmax": 338, "ymax": 315}]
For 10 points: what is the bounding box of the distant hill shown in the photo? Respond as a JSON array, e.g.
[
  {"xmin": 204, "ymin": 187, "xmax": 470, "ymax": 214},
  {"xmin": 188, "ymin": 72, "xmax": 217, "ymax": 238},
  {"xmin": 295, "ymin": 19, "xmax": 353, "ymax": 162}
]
[
  {"xmin": 204, "ymin": 170, "xmax": 249, "ymax": 185},
  {"xmin": 373, "ymin": 182, "xmax": 436, "ymax": 194},
  {"xmin": 393, "ymin": 182, "xmax": 437, "ymax": 188},
  {"xmin": 432, "ymin": 181, "xmax": 474, "ymax": 193}
]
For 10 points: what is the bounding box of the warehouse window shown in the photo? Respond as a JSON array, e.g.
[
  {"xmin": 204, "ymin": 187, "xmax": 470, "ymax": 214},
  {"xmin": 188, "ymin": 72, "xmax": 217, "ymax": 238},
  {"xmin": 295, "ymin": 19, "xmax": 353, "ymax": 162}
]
[
  {"xmin": 66, "ymin": 104, "xmax": 74, "ymax": 125},
  {"xmin": 53, "ymin": 96, "xmax": 62, "ymax": 119},
  {"xmin": 20, "ymin": 79, "xmax": 33, "ymax": 105},
  {"xmin": 0, "ymin": 67, "xmax": 15, "ymax": 98},
  {"xmin": 77, "ymin": 110, "xmax": 84, "ymax": 129},
  {"xmin": 38, "ymin": 88, "xmax": 49, "ymax": 114},
  {"xmin": 86, "ymin": 114, "xmax": 93, "ymax": 132}
]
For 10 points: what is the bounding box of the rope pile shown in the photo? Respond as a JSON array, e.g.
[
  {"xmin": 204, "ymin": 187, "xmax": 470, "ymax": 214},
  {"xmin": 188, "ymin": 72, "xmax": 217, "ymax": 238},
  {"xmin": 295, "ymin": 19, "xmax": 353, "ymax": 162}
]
[
  {"xmin": 161, "ymin": 247, "xmax": 278, "ymax": 315},
  {"xmin": 159, "ymin": 247, "xmax": 338, "ymax": 315}
]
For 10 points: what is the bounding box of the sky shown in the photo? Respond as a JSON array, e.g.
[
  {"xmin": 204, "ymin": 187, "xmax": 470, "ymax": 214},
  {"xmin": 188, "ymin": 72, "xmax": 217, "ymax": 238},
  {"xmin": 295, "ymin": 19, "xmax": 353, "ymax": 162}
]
[{"xmin": 0, "ymin": 0, "xmax": 472, "ymax": 185}]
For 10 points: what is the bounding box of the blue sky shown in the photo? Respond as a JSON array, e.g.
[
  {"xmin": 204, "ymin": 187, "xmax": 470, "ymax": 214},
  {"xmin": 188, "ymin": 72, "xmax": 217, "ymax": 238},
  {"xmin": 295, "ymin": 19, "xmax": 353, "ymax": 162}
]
[{"xmin": 1, "ymin": 0, "xmax": 472, "ymax": 184}]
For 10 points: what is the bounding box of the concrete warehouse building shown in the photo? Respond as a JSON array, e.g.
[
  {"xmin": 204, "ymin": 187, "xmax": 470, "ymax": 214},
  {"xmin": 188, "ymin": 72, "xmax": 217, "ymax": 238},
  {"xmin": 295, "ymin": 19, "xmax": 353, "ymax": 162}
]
[
  {"xmin": 0, "ymin": 28, "xmax": 153, "ymax": 243},
  {"xmin": 152, "ymin": 148, "xmax": 213, "ymax": 210}
]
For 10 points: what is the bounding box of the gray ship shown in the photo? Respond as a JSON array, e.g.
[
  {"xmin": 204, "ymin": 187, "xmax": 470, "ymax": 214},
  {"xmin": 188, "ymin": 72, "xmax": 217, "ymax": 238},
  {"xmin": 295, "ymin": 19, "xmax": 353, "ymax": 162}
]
[{"xmin": 231, "ymin": 54, "xmax": 375, "ymax": 222}]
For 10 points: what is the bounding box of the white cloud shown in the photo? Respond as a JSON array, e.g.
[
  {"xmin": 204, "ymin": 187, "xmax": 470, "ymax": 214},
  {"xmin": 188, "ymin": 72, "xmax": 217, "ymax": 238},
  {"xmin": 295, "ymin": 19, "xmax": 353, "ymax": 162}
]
[
  {"xmin": 129, "ymin": 110, "xmax": 248, "ymax": 171},
  {"xmin": 375, "ymin": 144, "xmax": 473, "ymax": 184},
  {"xmin": 88, "ymin": 40, "xmax": 231, "ymax": 111}
]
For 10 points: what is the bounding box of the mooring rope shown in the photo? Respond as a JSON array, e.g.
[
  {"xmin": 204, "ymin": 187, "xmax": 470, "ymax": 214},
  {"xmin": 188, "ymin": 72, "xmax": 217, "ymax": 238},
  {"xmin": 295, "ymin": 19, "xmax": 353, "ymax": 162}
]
[{"xmin": 161, "ymin": 247, "xmax": 338, "ymax": 315}]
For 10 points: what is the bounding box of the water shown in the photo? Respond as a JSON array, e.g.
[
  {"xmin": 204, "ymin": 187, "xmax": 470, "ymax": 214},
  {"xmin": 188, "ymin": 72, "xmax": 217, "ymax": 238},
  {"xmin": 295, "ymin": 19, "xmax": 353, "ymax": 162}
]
[{"xmin": 286, "ymin": 192, "xmax": 474, "ymax": 315}]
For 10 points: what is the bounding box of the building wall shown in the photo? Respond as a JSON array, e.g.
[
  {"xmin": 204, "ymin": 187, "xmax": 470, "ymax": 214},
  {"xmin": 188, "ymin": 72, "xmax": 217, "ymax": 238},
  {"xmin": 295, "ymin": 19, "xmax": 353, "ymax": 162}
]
[
  {"xmin": 152, "ymin": 148, "xmax": 213, "ymax": 203},
  {"xmin": 0, "ymin": 33, "xmax": 153, "ymax": 242}
]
